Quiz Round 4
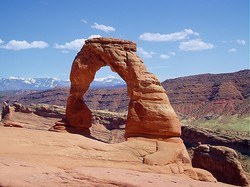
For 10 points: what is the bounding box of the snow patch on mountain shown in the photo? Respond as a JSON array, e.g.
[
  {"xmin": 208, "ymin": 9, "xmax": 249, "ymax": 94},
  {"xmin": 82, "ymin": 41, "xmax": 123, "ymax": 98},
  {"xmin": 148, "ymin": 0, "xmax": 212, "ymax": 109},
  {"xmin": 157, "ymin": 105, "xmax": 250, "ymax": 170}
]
[{"xmin": 0, "ymin": 76, "xmax": 126, "ymax": 91}]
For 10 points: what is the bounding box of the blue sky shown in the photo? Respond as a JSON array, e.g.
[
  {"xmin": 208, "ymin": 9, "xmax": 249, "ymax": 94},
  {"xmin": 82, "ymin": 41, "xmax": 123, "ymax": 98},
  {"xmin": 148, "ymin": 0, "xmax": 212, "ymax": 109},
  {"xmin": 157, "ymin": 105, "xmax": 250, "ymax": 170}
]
[{"xmin": 0, "ymin": 0, "xmax": 249, "ymax": 81}]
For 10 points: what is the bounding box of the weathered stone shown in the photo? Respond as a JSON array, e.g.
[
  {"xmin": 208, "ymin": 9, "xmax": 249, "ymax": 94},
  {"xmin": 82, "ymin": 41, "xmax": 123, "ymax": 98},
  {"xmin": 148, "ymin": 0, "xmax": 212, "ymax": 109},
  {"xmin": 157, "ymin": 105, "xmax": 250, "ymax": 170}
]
[
  {"xmin": 13, "ymin": 102, "xmax": 33, "ymax": 113},
  {"xmin": 1, "ymin": 102, "xmax": 14, "ymax": 120},
  {"xmin": 192, "ymin": 144, "xmax": 249, "ymax": 186},
  {"xmin": 65, "ymin": 37, "xmax": 181, "ymax": 138}
]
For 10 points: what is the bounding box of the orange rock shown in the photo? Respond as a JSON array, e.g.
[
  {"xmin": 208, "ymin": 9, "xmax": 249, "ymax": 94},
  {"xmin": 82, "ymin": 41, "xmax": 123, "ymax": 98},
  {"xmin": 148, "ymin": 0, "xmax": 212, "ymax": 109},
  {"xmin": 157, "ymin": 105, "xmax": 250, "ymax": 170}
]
[
  {"xmin": 66, "ymin": 37, "xmax": 181, "ymax": 138},
  {"xmin": 192, "ymin": 144, "xmax": 249, "ymax": 186}
]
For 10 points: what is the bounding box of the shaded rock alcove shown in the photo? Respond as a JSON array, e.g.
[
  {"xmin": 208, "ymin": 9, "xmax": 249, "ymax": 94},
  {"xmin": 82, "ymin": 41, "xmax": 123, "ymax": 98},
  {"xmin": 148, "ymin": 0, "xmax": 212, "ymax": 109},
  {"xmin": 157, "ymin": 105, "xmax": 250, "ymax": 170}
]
[{"xmin": 65, "ymin": 37, "xmax": 181, "ymax": 139}]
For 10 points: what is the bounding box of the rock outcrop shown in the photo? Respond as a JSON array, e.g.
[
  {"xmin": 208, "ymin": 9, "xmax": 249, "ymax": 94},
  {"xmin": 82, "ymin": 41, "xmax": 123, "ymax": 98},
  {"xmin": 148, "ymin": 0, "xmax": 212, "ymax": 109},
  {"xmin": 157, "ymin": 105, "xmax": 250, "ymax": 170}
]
[
  {"xmin": 182, "ymin": 125, "xmax": 250, "ymax": 155},
  {"xmin": 65, "ymin": 37, "xmax": 181, "ymax": 139},
  {"xmin": 192, "ymin": 144, "xmax": 249, "ymax": 186},
  {"xmin": 0, "ymin": 127, "xmax": 222, "ymax": 187}
]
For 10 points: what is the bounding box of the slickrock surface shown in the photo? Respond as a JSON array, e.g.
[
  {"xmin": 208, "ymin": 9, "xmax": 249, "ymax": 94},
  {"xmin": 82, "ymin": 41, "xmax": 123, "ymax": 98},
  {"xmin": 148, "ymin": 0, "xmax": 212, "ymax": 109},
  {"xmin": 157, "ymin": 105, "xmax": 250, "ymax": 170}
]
[
  {"xmin": 192, "ymin": 144, "xmax": 249, "ymax": 186},
  {"xmin": 65, "ymin": 37, "xmax": 181, "ymax": 138},
  {"xmin": 0, "ymin": 127, "xmax": 234, "ymax": 187}
]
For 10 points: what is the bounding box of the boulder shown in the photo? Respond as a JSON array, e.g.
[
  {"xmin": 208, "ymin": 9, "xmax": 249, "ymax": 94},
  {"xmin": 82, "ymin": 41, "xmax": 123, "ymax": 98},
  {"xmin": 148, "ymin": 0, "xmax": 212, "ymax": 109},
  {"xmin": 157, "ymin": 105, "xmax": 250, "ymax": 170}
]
[{"xmin": 192, "ymin": 144, "xmax": 249, "ymax": 186}]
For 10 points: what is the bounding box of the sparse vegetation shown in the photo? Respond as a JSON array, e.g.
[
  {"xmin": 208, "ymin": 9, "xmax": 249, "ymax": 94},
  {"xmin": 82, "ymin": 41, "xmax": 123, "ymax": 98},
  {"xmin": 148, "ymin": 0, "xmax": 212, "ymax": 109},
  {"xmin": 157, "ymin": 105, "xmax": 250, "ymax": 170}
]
[{"xmin": 189, "ymin": 115, "xmax": 250, "ymax": 134}]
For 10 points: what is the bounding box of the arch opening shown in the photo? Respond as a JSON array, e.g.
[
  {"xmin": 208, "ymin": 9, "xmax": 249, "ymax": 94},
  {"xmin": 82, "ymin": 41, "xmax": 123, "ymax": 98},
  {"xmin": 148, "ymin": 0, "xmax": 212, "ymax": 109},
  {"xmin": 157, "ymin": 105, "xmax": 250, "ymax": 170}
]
[{"xmin": 84, "ymin": 66, "xmax": 128, "ymax": 113}]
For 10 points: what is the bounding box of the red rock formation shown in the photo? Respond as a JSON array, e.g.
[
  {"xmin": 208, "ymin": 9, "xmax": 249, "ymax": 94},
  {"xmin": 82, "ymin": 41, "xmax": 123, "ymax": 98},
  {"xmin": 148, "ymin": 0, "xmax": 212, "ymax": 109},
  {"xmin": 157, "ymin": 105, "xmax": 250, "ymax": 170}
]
[
  {"xmin": 65, "ymin": 38, "xmax": 181, "ymax": 138},
  {"xmin": 0, "ymin": 102, "xmax": 219, "ymax": 183},
  {"xmin": 192, "ymin": 144, "xmax": 249, "ymax": 186}
]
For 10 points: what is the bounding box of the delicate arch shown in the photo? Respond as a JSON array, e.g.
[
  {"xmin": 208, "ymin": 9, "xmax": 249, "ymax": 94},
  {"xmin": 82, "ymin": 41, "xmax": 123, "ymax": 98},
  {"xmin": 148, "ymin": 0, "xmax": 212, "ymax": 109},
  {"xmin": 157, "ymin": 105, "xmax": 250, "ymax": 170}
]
[{"xmin": 66, "ymin": 38, "xmax": 181, "ymax": 139}]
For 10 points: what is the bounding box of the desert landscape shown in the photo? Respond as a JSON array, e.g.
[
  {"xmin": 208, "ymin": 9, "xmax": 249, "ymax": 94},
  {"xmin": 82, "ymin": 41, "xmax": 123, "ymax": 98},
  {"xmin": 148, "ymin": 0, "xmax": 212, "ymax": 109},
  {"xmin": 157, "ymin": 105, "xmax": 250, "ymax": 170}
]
[
  {"xmin": 0, "ymin": 38, "xmax": 249, "ymax": 187},
  {"xmin": 0, "ymin": 1, "xmax": 249, "ymax": 186}
]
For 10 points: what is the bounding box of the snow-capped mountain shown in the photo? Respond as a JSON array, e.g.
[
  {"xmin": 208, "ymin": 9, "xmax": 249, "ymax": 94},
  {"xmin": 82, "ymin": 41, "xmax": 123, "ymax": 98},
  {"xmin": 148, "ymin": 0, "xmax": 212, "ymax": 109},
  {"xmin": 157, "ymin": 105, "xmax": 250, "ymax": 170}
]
[
  {"xmin": 0, "ymin": 77, "xmax": 70, "ymax": 91},
  {"xmin": 91, "ymin": 75, "xmax": 125, "ymax": 88},
  {"xmin": 0, "ymin": 76, "xmax": 126, "ymax": 91}
]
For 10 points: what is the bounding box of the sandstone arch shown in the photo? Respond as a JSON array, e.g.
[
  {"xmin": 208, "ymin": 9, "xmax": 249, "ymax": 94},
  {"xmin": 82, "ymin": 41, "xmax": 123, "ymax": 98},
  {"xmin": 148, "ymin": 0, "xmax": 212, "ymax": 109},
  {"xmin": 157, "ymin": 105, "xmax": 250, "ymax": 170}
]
[{"xmin": 66, "ymin": 38, "xmax": 181, "ymax": 138}]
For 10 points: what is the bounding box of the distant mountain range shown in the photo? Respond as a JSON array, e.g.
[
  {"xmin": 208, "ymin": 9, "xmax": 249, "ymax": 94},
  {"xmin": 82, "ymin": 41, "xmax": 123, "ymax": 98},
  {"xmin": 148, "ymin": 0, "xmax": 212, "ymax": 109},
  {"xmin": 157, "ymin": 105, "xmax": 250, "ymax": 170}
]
[
  {"xmin": 1, "ymin": 70, "xmax": 249, "ymax": 119},
  {"xmin": 0, "ymin": 75, "xmax": 126, "ymax": 91},
  {"xmin": 90, "ymin": 75, "xmax": 126, "ymax": 88}
]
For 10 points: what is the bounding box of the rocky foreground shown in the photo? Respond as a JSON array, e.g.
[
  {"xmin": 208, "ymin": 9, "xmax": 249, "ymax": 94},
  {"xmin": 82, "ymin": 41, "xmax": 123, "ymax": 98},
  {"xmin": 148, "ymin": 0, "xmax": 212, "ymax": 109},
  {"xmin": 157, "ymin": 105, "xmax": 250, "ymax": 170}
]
[
  {"xmin": 0, "ymin": 102, "xmax": 249, "ymax": 186},
  {"xmin": 0, "ymin": 127, "xmax": 236, "ymax": 187}
]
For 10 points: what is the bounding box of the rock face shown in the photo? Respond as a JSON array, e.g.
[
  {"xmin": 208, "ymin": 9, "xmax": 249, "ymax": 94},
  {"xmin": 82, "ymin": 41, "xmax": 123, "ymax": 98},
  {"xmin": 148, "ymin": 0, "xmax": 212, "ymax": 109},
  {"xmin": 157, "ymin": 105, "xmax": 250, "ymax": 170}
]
[
  {"xmin": 66, "ymin": 37, "xmax": 181, "ymax": 138},
  {"xmin": 192, "ymin": 144, "xmax": 249, "ymax": 186},
  {"xmin": 161, "ymin": 69, "xmax": 250, "ymax": 119}
]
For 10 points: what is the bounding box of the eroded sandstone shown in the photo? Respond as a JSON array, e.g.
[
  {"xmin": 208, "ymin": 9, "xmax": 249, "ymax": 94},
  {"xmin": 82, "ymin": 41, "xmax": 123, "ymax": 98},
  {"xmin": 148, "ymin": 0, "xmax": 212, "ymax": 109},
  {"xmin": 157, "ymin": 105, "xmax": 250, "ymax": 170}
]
[
  {"xmin": 192, "ymin": 144, "xmax": 249, "ymax": 186},
  {"xmin": 65, "ymin": 37, "xmax": 181, "ymax": 139}
]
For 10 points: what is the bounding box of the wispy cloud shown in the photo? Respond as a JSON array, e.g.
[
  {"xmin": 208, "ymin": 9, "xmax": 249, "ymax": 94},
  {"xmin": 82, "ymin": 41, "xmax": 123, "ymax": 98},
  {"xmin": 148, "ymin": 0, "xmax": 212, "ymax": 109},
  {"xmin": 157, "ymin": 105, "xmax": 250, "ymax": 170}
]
[
  {"xmin": 168, "ymin": 52, "xmax": 176, "ymax": 56},
  {"xmin": 53, "ymin": 35, "xmax": 101, "ymax": 51},
  {"xmin": 236, "ymin": 39, "xmax": 246, "ymax": 45},
  {"xmin": 160, "ymin": 54, "xmax": 170, "ymax": 59},
  {"xmin": 0, "ymin": 39, "xmax": 48, "ymax": 50},
  {"xmin": 88, "ymin": 34, "xmax": 102, "ymax": 39},
  {"xmin": 91, "ymin": 22, "xmax": 115, "ymax": 33},
  {"xmin": 61, "ymin": 50, "xmax": 69, "ymax": 54},
  {"xmin": 137, "ymin": 47, "xmax": 156, "ymax": 58},
  {"xmin": 81, "ymin": 19, "xmax": 88, "ymax": 24},
  {"xmin": 139, "ymin": 29, "xmax": 199, "ymax": 42},
  {"xmin": 228, "ymin": 48, "xmax": 237, "ymax": 52},
  {"xmin": 160, "ymin": 52, "xmax": 176, "ymax": 60},
  {"xmin": 179, "ymin": 38, "xmax": 214, "ymax": 51}
]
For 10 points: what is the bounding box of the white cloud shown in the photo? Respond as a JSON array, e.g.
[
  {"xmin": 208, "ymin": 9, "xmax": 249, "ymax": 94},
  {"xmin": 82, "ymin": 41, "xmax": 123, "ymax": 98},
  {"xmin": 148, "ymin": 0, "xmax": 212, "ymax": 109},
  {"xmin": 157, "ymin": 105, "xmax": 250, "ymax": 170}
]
[
  {"xmin": 160, "ymin": 54, "xmax": 170, "ymax": 59},
  {"xmin": 61, "ymin": 50, "xmax": 69, "ymax": 54},
  {"xmin": 179, "ymin": 38, "xmax": 215, "ymax": 51},
  {"xmin": 160, "ymin": 52, "xmax": 176, "ymax": 60},
  {"xmin": 81, "ymin": 19, "xmax": 88, "ymax": 24},
  {"xmin": 137, "ymin": 47, "xmax": 156, "ymax": 58},
  {"xmin": 54, "ymin": 38, "xmax": 85, "ymax": 51},
  {"xmin": 53, "ymin": 35, "xmax": 101, "ymax": 51},
  {"xmin": 91, "ymin": 22, "xmax": 115, "ymax": 33},
  {"xmin": 228, "ymin": 48, "xmax": 237, "ymax": 52},
  {"xmin": 88, "ymin": 34, "xmax": 101, "ymax": 39},
  {"xmin": 139, "ymin": 29, "xmax": 199, "ymax": 42},
  {"xmin": 236, "ymin": 39, "xmax": 246, "ymax": 45},
  {"xmin": 168, "ymin": 52, "xmax": 176, "ymax": 56},
  {"xmin": 0, "ymin": 40, "xmax": 48, "ymax": 50}
]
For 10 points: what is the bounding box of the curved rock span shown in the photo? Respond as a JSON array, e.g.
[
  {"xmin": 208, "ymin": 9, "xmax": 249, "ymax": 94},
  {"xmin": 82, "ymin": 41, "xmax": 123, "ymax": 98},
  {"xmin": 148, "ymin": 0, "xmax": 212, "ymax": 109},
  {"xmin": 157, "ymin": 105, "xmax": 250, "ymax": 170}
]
[
  {"xmin": 65, "ymin": 37, "xmax": 181, "ymax": 139},
  {"xmin": 48, "ymin": 37, "xmax": 218, "ymax": 184}
]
